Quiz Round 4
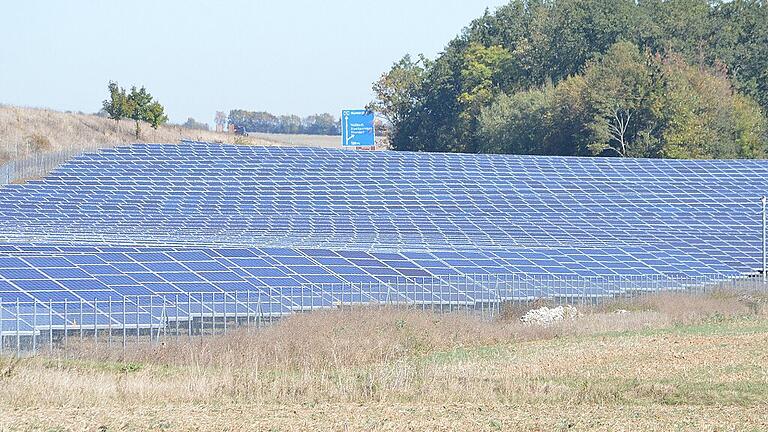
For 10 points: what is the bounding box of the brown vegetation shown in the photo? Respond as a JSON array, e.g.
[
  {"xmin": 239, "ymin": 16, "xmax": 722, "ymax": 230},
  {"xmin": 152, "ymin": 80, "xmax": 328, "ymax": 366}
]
[
  {"xmin": 0, "ymin": 105, "xmax": 341, "ymax": 163},
  {"xmin": 1, "ymin": 291, "xmax": 767, "ymax": 430}
]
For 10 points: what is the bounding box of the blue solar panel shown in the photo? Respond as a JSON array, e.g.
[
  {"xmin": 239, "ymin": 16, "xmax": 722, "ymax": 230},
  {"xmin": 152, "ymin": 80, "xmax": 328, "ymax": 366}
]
[{"xmin": 0, "ymin": 142, "xmax": 765, "ymax": 332}]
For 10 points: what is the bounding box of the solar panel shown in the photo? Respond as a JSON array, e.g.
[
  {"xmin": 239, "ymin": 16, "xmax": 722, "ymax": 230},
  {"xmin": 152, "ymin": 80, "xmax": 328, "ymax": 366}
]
[{"xmin": 0, "ymin": 142, "xmax": 766, "ymax": 333}]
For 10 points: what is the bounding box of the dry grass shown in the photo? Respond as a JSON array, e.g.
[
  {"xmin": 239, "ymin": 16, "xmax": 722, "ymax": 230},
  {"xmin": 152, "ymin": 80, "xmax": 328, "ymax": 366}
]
[
  {"xmin": 0, "ymin": 105, "xmax": 342, "ymax": 163},
  {"xmin": 1, "ymin": 291, "xmax": 767, "ymax": 431},
  {"xmin": 246, "ymin": 132, "xmax": 346, "ymax": 148}
]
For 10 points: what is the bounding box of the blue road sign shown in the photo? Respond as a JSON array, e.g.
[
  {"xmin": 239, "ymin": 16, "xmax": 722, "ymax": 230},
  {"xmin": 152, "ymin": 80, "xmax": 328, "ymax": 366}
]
[{"xmin": 342, "ymin": 110, "xmax": 375, "ymax": 147}]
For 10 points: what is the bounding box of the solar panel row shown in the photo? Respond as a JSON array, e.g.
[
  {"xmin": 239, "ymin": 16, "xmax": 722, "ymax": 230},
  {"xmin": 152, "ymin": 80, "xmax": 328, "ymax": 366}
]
[{"xmin": 0, "ymin": 141, "xmax": 765, "ymax": 334}]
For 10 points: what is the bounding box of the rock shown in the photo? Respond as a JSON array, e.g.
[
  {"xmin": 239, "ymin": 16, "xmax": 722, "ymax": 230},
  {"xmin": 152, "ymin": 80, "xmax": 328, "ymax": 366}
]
[{"xmin": 520, "ymin": 305, "xmax": 580, "ymax": 325}]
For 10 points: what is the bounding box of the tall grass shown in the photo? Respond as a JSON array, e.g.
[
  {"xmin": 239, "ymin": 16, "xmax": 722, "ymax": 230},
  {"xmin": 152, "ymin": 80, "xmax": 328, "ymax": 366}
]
[{"xmin": 1, "ymin": 291, "xmax": 766, "ymax": 430}]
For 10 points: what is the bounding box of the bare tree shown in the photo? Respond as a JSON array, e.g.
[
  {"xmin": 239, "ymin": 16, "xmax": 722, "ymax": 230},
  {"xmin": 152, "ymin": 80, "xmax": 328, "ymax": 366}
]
[{"xmin": 607, "ymin": 107, "xmax": 632, "ymax": 156}]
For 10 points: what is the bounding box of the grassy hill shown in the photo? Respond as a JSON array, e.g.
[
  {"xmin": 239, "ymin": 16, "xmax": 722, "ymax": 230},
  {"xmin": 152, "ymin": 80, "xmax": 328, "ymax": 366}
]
[{"xmin": 0, "ymin": 105, "xmax": 342, "ymax": 163}]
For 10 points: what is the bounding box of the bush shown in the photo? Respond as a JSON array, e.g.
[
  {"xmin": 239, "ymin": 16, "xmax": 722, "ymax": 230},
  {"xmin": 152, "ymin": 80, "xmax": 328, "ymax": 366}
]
[{"xmin": 24, "ymin": 134, "xmax": 52, "ymax": 153}]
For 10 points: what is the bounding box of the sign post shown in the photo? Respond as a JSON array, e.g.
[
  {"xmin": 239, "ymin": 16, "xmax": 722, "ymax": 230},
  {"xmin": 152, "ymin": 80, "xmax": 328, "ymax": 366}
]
[{"xmin": 341, "ymin": 110, "xmax": 375, "ymax": 149}]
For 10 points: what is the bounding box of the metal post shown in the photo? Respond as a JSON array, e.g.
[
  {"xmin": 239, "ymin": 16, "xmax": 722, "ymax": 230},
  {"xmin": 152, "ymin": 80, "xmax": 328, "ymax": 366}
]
[
  {"xmin": 246, "ymin": 290, "xmax": 251, "ymax": 331},
  {"xmin": 108, "ymin": 298, "xmax": 113, "ymax": 348},
  {"xmin": 136, "ymin": 296, "xmax": 140, "ymax": 344},
  {"xmin": 15, "ymin": 300, "xmax": 21, "ymax": 356},
  {"xmin": 211, "ymin": 293, "xmax": 216, "ymax": 335},
  {"xmin": 149, "ymin": 299, "xmax": 153, "ymax": 345},
  {"xmin": 187, "ymin": 294, "xmax": 192, "ymax": 339},
  {"xmin": 79, "ymin": 298, "xmax": 83, "ymax": 341},
  {"xmin": 763, "ymin": 196, "xmax": 767, "ymax": 282},
  {"xmin": 32, "ymin": 301, "xmax": 37, "ymax": 354},
  {"xmin": 122, "ymin": 296, "xmax": 126, "ymax": 355},
  {"xmin": 63, "ymin": 298, "xmax": 68, "ymax": 350},
  {"xmin": 94, "ymin": 300, "xmax": 98, "ymax": 350},
  {"xmin": 175, "ymin": 294, "xmax": 180, "ymax": 341},
  {"xmin": 48, "ymin": 300, "xmax": 53, "ymax": 353},
  {"xmin": 221, "ymin": 293, "xmax": 227, "ymax": 334},
  {"xmin": 0, "ymin": 297, "xmax": 4, "ymax": 355},
  {"xmin": 257, "ymin": 294, "xmax": 262, "ymax": 329}
]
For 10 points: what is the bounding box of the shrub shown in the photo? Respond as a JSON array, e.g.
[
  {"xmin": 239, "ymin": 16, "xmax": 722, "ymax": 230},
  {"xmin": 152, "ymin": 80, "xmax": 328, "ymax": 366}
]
[{"xmin": 25, "ymin": 134, "xmax": 52, "ymax": 153}]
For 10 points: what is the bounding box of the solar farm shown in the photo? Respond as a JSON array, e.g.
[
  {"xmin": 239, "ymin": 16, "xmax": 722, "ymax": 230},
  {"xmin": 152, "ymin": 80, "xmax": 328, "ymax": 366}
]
[{"xmin": 1, "ymin": 140, "xmax": 767, "ymax": 351}]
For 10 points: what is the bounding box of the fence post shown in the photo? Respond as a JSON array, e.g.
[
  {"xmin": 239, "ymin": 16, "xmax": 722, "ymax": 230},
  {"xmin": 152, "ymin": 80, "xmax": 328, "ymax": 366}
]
[
  {"xmin": 257, "ymin": 294, "xmax": 262, "ymax": 329},
  {"xmin": 79, "ymin": 298, "xmax": 83, "ymax": 341},
  {"xmin": 246, "ymin": 291, "xmax": 251, "ymax": 331},
  {"xmin": 32, "ymin": 301, "xmax": 37, "ymax": 354},
  {"xmin": 187, "ymin": 294, "xmax": 192, "ymax": 339},
  {"xmin": 63, "ymin": 298, "xmax": 68, "ymax": 351},
  {"xmin": 135, "ymin": 296, "xmax": 140, "ymax": 344},
  {"xmin": 223, "ymin": 293, "xmax": 228, "ymax": 334},
  {"xmin": 48, "ymin": 300, "xmax": 53, "ymax": 353},
  {"xmin": 175, "ymin": 294, "xmax": 180, "ymax": 342},
  {"xmin": 15, "ymin": 299, "xmax": 21, "ymax": 356},
  {"xmin": 108, "ymin": 298, "xmax": 113, "ymax": 348},
  {"xmin": 762, "ymin": 196, "xmax": 766, "ymax": 282},
  {"xmin": 199, "ymin": 294, "xmax": 204, "ymax": 341},
  {"xmin": 0, "ymin": 297, "xmax": 4, "ymax": 355},
  {"xmin": 122, "ymin": 296, "xmax": 126, "ymax": 355},
  {"xmin": 94, "ymin": 300, "xmax": 99, "ymax": 351}
]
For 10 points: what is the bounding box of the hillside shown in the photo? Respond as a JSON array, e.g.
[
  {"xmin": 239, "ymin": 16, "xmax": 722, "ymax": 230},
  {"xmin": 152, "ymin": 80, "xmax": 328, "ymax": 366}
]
[{"xmin": 0, "ymin": 105, "xmax": 341, "ymax": 163}]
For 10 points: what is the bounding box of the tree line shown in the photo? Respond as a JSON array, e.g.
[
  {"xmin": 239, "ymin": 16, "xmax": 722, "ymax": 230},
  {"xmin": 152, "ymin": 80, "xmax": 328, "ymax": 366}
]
[
  {"xmin": 371, "ymin": 0, "xmax": 768, "ymax": 159},
  {"xmin": 228, "ymin": 110, "xmax": 341, "ymax": 135},
  {"xmin": 102, "ymin": 82, "xmax": 168, "ymax": 139}
]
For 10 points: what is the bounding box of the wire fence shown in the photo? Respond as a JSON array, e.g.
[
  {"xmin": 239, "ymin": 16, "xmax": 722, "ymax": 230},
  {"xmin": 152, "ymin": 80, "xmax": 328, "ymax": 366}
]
[
  {"xmin": 1, "ymin": 272, "xmax": 765, "ymax": 356},
  {"xmin": 0, "ymin": 143, "xmax": 116, "ymax": 185}
]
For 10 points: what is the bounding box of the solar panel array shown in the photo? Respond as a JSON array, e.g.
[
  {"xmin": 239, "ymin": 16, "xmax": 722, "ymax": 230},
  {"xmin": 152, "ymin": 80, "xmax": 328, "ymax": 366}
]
[{"xmin": 0, "ymin": 141, "xmax": 765, "ymax": 333}]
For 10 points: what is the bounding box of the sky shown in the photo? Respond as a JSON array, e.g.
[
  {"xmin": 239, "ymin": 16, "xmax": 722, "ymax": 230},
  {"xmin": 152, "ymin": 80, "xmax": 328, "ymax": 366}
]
[{"xmin": 0, "ymin": 0, "xmax": 509, "ymax": 125}]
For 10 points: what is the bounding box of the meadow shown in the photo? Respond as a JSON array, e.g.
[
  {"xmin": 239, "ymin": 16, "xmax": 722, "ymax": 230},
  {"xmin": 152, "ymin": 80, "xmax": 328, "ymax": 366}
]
[
  {"xmin": 0, "ymin": 105, "xmax": 341, "ymax": 163},
  {"xmin": 1, "ymin": 291, "xmax": 766, "ymax": 431}
]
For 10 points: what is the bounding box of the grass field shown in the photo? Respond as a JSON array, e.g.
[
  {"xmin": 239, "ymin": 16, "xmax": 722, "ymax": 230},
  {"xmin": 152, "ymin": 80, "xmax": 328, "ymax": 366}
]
[
  {"xmin": 1, "ymin": 291, "xmax": 767, "ymax": 431},
  {"xmin": 246, "ymin": 132, "xmax": 343, "ymax": 148},
  {"xmin": 0, "ymin": 105, "xmax": 343, "ymax": 163}
]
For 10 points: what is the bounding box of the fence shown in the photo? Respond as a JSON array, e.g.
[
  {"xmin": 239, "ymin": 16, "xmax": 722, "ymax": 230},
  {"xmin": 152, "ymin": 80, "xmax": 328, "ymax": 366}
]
[
  {"xmin": 0, "ymin": 143, "xmax": 116, "ymax": 185},
  {"xmin": 1, "ymin": 273, "xmax": 765, "ymax": 356}
]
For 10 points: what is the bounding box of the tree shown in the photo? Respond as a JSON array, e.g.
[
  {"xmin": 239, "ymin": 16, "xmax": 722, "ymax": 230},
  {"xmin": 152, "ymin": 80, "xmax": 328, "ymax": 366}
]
[
  {"xmin": 370, "ymin": 0, "xmax": 768, "ymax": 158},
  {"xmin": 581, "ymin": 42, "xmax": 658, "ymax": 157},
  {"xmin": 303, "ymin": 113, "xmax": 339, "ymax": 135},
  {"xmin": 125, "ymin": 86, "xmax": 154, "ymax": 139},
  {"xmin": 214, "ymin": 111, "xmax": 227, "ymax": 132},
  {"xmin": 477, "ymin": 87, "xmax": 554, "ymax": 155},
  {"xmin": 102, "ymin": 82, "xmax": 167, "ymax": 138},
  {"xmin": 182, "ymin": 117, "xmax": 209, "ymax": 131},
  {"xmin": 102, "ymin": 82, "xmax": 129, "ymax": 131},
  {"xmin": 658, "ymin": 54, "xmax": 763, "ymax": 159},
  {"xmin": 146, "ymin": 101, "xmax": 168, "ymax": 130},
  {"xmin": 119, "ymin": 86, "xmax": 168, "ymax": 138},
  {"xmin": 368, "ymin": 55, "xmax": 428, "ymax": 145},
  {"xmin": 227, "ymin": 109, "xmax": 342, "ymax": 135},
  {"xmin": 278, "ymin": 115, "xmax": 302, "ymax": 134}
]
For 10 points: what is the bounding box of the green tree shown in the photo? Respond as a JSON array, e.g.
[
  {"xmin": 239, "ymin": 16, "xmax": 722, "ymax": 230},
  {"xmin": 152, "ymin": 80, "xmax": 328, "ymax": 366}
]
[
  {"xmin": 368, "ymin": 55, "xmax": 428, "ymax": 148},
  {"xmin": 181, "ymin": 117, "xmax": 208, "ymax": 131},
  {"xmin": 658, "ymin": 55, "xmax": 764, "ymax": 159},
  {"xmin": 125, "ymin": 86, "xmax": 161, "ymax": 139},
  {"xmin": 146, "ymin": 101, "xmax": 168, "ymax": 130},
  {"xmin": 102, "ymin": 82, "xmax": 129, "ymax": 131},
  {"xmin": 370, "ymin": 0, "xmax": 768, "ymax": 158},
  {"xmin": 581, "ymin": 42, "xmax": 659, "ymax": 157},
  {"xmin": 477, "ymin": 87, "xmax": 554, "ymax": 155}
]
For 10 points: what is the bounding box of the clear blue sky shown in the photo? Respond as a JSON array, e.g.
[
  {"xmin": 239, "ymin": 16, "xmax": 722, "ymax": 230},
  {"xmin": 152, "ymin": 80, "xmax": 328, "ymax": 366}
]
[{"xmin": 0, "ymin": 0, "xmax": 509, "ymax": 125}]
